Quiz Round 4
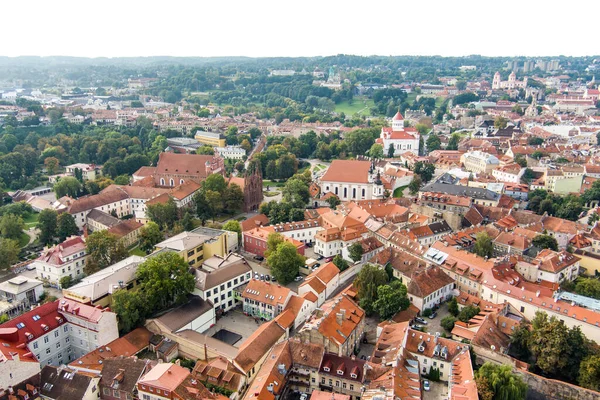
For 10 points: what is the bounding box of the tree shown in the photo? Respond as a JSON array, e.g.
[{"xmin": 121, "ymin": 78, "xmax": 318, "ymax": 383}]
[
  {"xmin": 521, "ymin": 168, "xmax": 536, "ymax": 184},
  {"xmin": 448, "ymin": 297, "xmax": 459, "ymax": 316},
  {"xmin": 574, "ymin": 278, "xmax": 600, "ymax": 299},
  {"xmin": 494, "ymin": 116, "xmax": 508, "ymax": 129},
  {"xmin": 57, "ymin": 213, "xmax": 79, "ymax": 241},
  {"xmin": 413, "ymin": 162, "xmax": 435, "ymax": 183},
  {"xmin": 579, "ymin": 355, "xmax": 600, "ymax": 391},
  {"xmin": 476, "ymin": 363, "xmax": 527, "ymax": 400},
  {"xmin": 354, "ymin": 264, "xmax": 388, "ymax": 314},
  {"xmin": 0, "ymin": 214, "xmax": 25, "ymax": 240},
  {"xmin": 368, "ymin": 143, "xmax": 384, "ymax": 159},
  {"xmin": 332, "ymin": 254, "xmax": 349, "ymax": 271},
  {"xmin": 266, "ymin": 232, "xmax": 284, "ymax": 257},
  {"xmin": 326, "ymin": 196, "xmax": 341, "ymax": 209},
  {"xmin": 112, "ymin": 289, "xmax": 145, "ymax": 333},
  {"xmin": 373, "ymin": 280, "xmax": 410, "ymax": 320},
  {"xmin": 240, "ymin": 139, "xmax": 252, "ymax": 153},
  {"xmin": 446, "ymin": 133, "xmax": 460, "ymax": 150},
  {"xmin": 473, "ymin": 232, "xmax": 493, "ymax": 259},
  {"xmin": 348, "ymin": 242, "xmax": 364, "ymax": 263},
  {"xmin": 282, "ymin": 178, "xmax": 310, "ymax": 208},
  {"xmin": 408, "ymin": 176, "xmax": 422, "ymax": 195},
  {"xmin": 426, "ymin": 134, "xmax": 442, "ymax": 151},
  {"xmin": 514, "ymin": 154, "xmax": 527, "ymax": 167},
  {"xmin": 204, "ymin": 190, "xmax": 223, "ymax": 219},
  {"xmin": 529, "ymin": 312, "xmax": 568, "ymax": 376},
  {"xmin": 180, "ymin": 212, "xmax": 194, "ymax": 231},
  {"xmin": 85, "ymin": 230, "xmax": 128, "ymax": 274},
  {"xmin": 458, "ymin": 305, "xmax": 480, "ymax": 322},
  {"xmin": 509, "ymin": 322, "xmax": 532, "ymax": 362},
  {"xmin": 114, "ymin": 175, "xmax": 130, "ymax": 185},
  {"xmin": 532, "ymin": 234, "xmax": 558, "ymax": 251},
  {"xmin": 223, "ymin": 184, "xmax": 244, "ymax": 213},
  {"xmin": 387, "ymin": 144, "xmax": 395, "ymax": 158},
  {"xmin": 136, "ymin": 252, "xmax": 195, "ymax": 311},
  {"xmin": 196, "ymin": 145, "xmax": 215, "ymax": 155},
  {"xmin": 203, "ymin": 174, "xmax": 227, "ymax": 194},
  {"xmin": 267, "ymin": 242, "xmax": 305, "ymax": 285},
  {"xmin": 53, "ymin": 177, "xmax": 82, "ymax": 198},
  {"xmin": 538, "ymin": 198, "xmax": 554, "ymax": 215},
  {"xmin": 222, "ymin": 220, "xmax": 242, "ymax": 242},
  {"xmin": 528, "ymin": 137, "xmax": 544, "ymax": 146},
  {"xmin": 44, "ymin": 157, "xmax": 60, "ymax": 175},
  {"xmin": 0, "ymin": 238, "xmax": 19, "ymax": 269},
  {"xmin": 59, "ymin": 276, "xmax": 76, "ymax": 289},
  {"xmin": 441, "ymin": 316, "xmax": 457, "ymax": 331},
  {"xmin": 193, "ymin": 191, "xmax": 211, "ymax": 226},
  {"xmin": 146, "ymin": 197, "xmax": 179, "ymax": 230},
  {"xmin": 531, "ymin": 150, "xmax": 544, "ymax": 160},
  {"xmin": 139, "ymin": 221, "xmax": 163, "ymax": 253},
  {"xmin": 38, "ymin": 209, "xmax": 58, "ymax": 245}
]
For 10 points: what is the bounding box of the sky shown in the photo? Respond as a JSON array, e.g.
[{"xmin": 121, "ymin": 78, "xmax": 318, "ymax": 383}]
[{"xmin": 3, "ymin": 0, "xmax": 599, "ymax": 58}]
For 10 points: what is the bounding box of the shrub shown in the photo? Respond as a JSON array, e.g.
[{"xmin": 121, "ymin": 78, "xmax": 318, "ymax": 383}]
[{"xmin": 441, "ymin": 316, "xmax": 457, "ymax": 332}]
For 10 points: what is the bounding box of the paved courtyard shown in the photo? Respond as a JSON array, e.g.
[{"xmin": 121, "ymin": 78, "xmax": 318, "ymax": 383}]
[
  {"xmin": 423, "ymin": 380, "xmax": 449, "ymax": 400},
  {"xmin": 204, "ymin": 307, "xmax": 267, "ymax": 347},
  {"xmin": 424, "ymin": 302, "xmax": 451, "ymax": 336}
]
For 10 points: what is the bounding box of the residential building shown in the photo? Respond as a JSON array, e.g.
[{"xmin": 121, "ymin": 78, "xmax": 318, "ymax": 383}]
[
  {"xmin": 405, "ymin": 221, "xmax": 453, "ymax": 247},
  {"xmin": 298, "ymin": 262, "xmax": 340, "ymax": 306},
  {"xmin": 137, "ymin": 363, "xmax": 190, "ymax": 400},
  {"xmin": 241, "ymin": 279, "xmax": 292, "ymax": 320},
  {"xmin": 65, "ymin": 163, "xmax": 101, "ymax": 181},
  {"xmin": 318, "ymin": 160, "xmax": 385, "ymax": 201},
  {"xmin": 492, "ymin": 231, "xmax": 532, "ymax": 257},
  {"xmin": 192, "ymin": 357, "xmax": 245, "ymax": 395},
  {"xmin": 106, "ymin": 219, "xmax": 144, "ymax": 248},
  {"xmin": 407, "ymin": 267, "xmax": 455, "ymax": 311},
  {"xmin": 62, "ymin": 255, "xmax": 146, "ymax": 308},
  {"xmin": 418, "ymin": 192, "xmax": 472, "ymax": 214},
  {"xmin": 515, "ymin": 249, "xmax": 580, "ymax": 283},
  {"xmin": 0, "ymin": 298, "xmax": 119, "ymax": 367},
  {"xmin": 298, "ymin": 294, "xmax": 365, "ymax": 357},
  {"xmin": 314, "ymin": 210, "xmax": 368, "ymax": 258},
  {"xmin": 242, "ymin": 226, "xmax": 305, "ymax": 257},
  {"xmin": 40, "ymin": 366, "xmax": 100, "ymax": 400},
  {"xmin": 370, "ymin": 247, "xmax": 427, "ymax": 287},
  {"xmin": 375, "ymin": 111, "xmax": 420, "ymax": 156},
  {"xmin": 492, "ymin": 163, "xmax": 524, "ymax": 183},
  {"xmin": 461, "ymin": 151, "xmax": 500, "ymax": 174},
  {"xmin": 318, "ymin": 353, "xmax": 365, "ymax": 399},
  {"xmin": 448, "ymin": 349, "xmax": 478, "ymax": 400},
  {"xmin": 193, "ymin": 253, "xmax": 252, "ymax": 313},
  {"xmin": 233, "ymin": 319, "xmax": 286, "ymax": 380},
  {"xmin": 151, "ymin": 296, "xmax": 215, "ymax": 334},
  {"xmin": 267, "ymin": 219, "xmax": 322, "ymax": 245},
  {"xmin": 405, "ymin": 328, "xmax": 462, "ymax": 380},
  {"xmin": 99, "ymin": 357, "xmax": 154, "ymax": 400},
  {"xmin": 153, "ymin": 227, "xmax": 237, "ymax": 267},
  {"xmin": 33, "ymin": 236, "xmax": 88, "ymax": 288}
]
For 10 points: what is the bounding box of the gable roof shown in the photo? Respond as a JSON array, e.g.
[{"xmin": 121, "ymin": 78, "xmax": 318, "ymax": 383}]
[
  {"xmin": 99, "ymin": 357, "xmax": 154, "ymax": 394},
  {"xmin": 321, "ymin": 160, "xmax": 371, "ymax": 184},
  {"xmin": 40, "ymin": 366, "xmax": 95, "ymax": 400},
  {"xmin": 234, "ymin": 320, "xmax": 286, "ymax": 373}
]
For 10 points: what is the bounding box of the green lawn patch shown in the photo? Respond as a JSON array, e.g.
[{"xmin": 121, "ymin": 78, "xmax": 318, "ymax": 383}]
[
  {"xmin": 393, "ymin": 186, "xmax": 408, "ymax": 198},
  {"xmin": 23, "ymin": 213, "xmax": 39, "ymax": 228},
  {"xmin": 128, "ymin": 246, "xmax": 146, "ymax": 257},
  {"xmin": 264, "ymin": 191, "xmax": 280, "ymax": 197},
  {"xmin": 18, "ymin": 232, "xmax": 30, "ymax": 248},
  {"xmin": 335, "ymin": 97, "xmax": 375, "ymax": 116}
]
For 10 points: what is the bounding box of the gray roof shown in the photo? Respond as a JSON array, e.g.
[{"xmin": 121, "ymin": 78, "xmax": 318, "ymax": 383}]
[
  {"xmin": 156, "ymin": 296, "xmax": 213, "ymax": 333},
  {"xmin": 421, "ymin": 182, "xmax": 500, "ymax": 201},
  {"xmin": 195, "ymin": 253, "xmax": 252, "ymax": 291},
  {"xmin": 86, "ymin": 208, "xmax": 120, "ymax": 228},
  {"xmin": 40, "ymin": 366, "xmax": 94, "ymax": 400},
  {"xmin": 429, "ymin": 221, "xmax": 452, "ymax": 235},
  {"xmin": 0, "ymin": 276, "xmax": 43, "ymax": 295}
]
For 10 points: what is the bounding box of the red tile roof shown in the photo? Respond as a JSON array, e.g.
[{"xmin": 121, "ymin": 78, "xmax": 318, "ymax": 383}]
[{"xmin": 321, "ymin": 160, "xmax": 371, "ymax": 184}]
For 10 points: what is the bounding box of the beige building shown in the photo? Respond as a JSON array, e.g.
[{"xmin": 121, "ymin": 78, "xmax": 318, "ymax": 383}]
[{"xmin": 461, "ymin": 150, "xmax": 500, "ymax": 174}]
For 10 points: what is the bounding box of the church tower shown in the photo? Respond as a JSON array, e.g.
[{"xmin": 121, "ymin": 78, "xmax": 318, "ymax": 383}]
[
  {"xmin": 492, "ymin": 72, "xmax": 501, "ymax": 90},
  {"xmin": 392, "ymin": 110, "xmax": 404, "ymax": 132}
]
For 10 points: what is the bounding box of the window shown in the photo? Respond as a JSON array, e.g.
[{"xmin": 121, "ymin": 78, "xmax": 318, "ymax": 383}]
[
  {"xmin": 46, "ymin": 348, "xmax": 51, "ymax": 354},
  {"xmin": 227, "ymin": 282, "xmax": 231, "ymax": 288},
  {"xmin": 350, "ymin": 384, "xmax": 354, "ymax": 391},
  {"xmin": 343, "ymin": 382, "xmax": 346, "ymax": 389},
  {"xmin": 44, "ymin": 336, "xmax": 49, "ymax": 344},
  {"xmin": 54, "ymin": 331, "xmax": 59, "ymax": 338},
  {"xmin": 64, "ymin": 326, "xmax": 68, "ymax": 333},
  {"xmin": 56, "ymin": 343, "xmax": 61, "ymax": 349},
  {"xmin": 33, "ymin": 342, "xmax": 38, "ymax": 349}
]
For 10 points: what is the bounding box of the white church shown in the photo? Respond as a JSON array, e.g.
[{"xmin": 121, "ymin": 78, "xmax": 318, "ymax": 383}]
[{"xmin": 376, "ymin": 111, "xmax": 420, "ymax": 156}]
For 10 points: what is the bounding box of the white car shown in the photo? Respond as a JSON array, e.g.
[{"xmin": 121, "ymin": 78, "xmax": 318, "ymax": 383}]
[
  {"xmin": 294, "ymin": 276, "xmax": 304, "ymax": 282},
  {"xmin": 423, "ymin": 380, "xmax": 430, "ymax": 391}
]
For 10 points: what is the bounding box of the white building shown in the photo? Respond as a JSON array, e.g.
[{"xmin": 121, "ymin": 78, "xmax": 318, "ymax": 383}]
[
  {"xmin": 375, "ymin": 111, "xmax": 420, "ymax": 156},
  {"xmin": 193, "ymin": 253, "xmax": 253, "ymax": 313},
  {"xmin": 319, "ymin": 160, "xmax": 384, "ymax": 201},
  {"xmin": 492, "ymin": 163, "xmax": 524, "ymax": 183},
  {"xmin": 267, "ymin": 219, "xmax": 322, "ymax": 245},
  {"xmin": 64, "ymin": 164, "xmax": 101, "ymax": 181},
  {"xmin": 407, "ymin": 267, "xmax": 455, "ymax": 311},
  {"xmin": 0, "ymin": 276, "xmax": 44, "ymax": 306},
  {"xmin": 214, "ymin": 145, "xmax": 246, "ymax": 160},
  {"xmin": 33, "ymin": 236, "xmax": 88, "ymax": 288},
  {"xmin": 298, "ymin": 262, "xmax": 341, "ymax": 307},
  {"xmin": 460, "ymin": 150, "xmax": 500, "ymax": 174},
  {"xmin": 492, "ymin": 71, "xmax": 528, "ymax": 90}
]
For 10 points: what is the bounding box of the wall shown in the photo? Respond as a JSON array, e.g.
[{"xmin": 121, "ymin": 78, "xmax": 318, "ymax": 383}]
[
  {"xmin": 411, "ymin": 204, "xmax": 464, "ymax": 231},
  {"xmin": 174, "ymin": 309, "xmax": 216, "ymax": 334},
  {"xmin": 518, "ymin": 370, "xmax": 600, "ymax": 400}
]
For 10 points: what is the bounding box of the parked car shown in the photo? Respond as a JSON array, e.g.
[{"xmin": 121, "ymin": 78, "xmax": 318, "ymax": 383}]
[
  {"xmin": 324, "ymin": 257, "xmax": 333, "ymax": 262},
  {"xmin": 423, "ymin": 380, "xmax": 430, "ymax": 391},
  {"xmin": 271, "ymin": 276, "xmax": 277, "ymax": 282},
  {"xmin": 415, "ymin": 317, "xmax": 428, "ymax": 325},
  {"xmin": 429, "ymin": 311, "xmax": 437, "ymax": 319},
  {"xmin": 294, "ymin": 276, "xmax": 304, "ymax": 282},
  {"xmin": 260, "ymin": 274, "xmax": 265, "ymax": 280},
  {"xmin": 265, "ymin": 275, "xmax": 271, "ymax": 281},
  {"xmin": 411, "ymin": 324, "xmax": 425, "ymax": 331},
  {"xmin": 254, "ymin": 255, "xmax": 264, "ymax": 261},
  {"xmin": 305, "ymin": 242, "xmax": 313, "ymax": 248},
  {"xmin": 316, "ymin": 255, "xmax": 324, "ymax": 261}
]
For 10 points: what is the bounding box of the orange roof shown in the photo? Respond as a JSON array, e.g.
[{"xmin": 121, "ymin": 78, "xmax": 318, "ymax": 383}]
[
  {"xmin": 242, "ymin": 279, "xmax": 291, "ymax": 307},
  {"xmin": 303, "ymin": 294, "xmax": 364, "ymax": 347},
  {"xmin": 138, "ymin": 363, "xmax": 190, "ymax": 392},
  {"xmin": 321, "ymin": 160, "xmax": 371, "ymax": 184},
  {"xmin": 273, "ymin": 309, "xmax": 295, "ymax": 329},
  {"xmin": 240, "ymin": 214, "xmax": 269, "ymax": 232},
  {"xmin": 449, "ymin": 350, "xmax": 479, "ymax": 400}
]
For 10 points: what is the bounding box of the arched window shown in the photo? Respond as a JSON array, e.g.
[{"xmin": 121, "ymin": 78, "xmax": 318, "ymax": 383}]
[
  {"xmin": 160, "ymin": 178, "xmax": 165, "ymax": 186},
  {"xmin": 180, "ymin": 179, "xmax": 184, "ymax": 184},
  {"xmin": 170, "ymin": 179, "xmax": 174, "ymax": 187}
]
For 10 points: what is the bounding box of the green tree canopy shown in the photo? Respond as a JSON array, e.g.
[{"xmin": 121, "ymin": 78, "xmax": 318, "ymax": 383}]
[
  {"xmin": 266, "ymin": 232, "xmax": 284, "ymax": 257},
  {"xmin": 57, "ymin": 213, "xmax": 79, "ymax": 241},
  {"xmin": 354, "ymin": 264, "xmax": 388, "ymax": 314},
  {"xmin": 0, "ymin": 213, "xmax": 25, "ymax": 240},
  {"xmin": 532, "ymin": 234, "xmax": 558, "ymax": 251},
  {"xmin": 282, "ymin": 178, "xmax": 310, "ymax": 208},
  {"xmin": 475, "ymin": 363, "xmax": 527, "ymax": 400},
  {"xmin": 579, "ymin": 355, "xmax": 600, "ymax": 391},
  {"xmin": 473, "ymin": 232, "xmax": 493, "ymax": 259},
  {"xmin": 146, "ymin": 197, "xmax": 179, "ymax": 230},
  {"xmin": 85, "ymin": 230, "xmax": 127, "ymax": 274},
  {"xmin": 111, "ymin": 289, "xmax": 146, "ymax": 333},
  {"xmin": 203, "ymin": 173, "xmax": 227, "ymax": 194},
  {"xmin": 222, "ymin": 220, "xmax": 242, "ymax": 242},
  {"xmin": 373, "ymin": 280, "xmax": 410, "ymax": 320},
  {"xmin": 458, "ymin": 305, "xmax": 480, "ymax": 322},
  {"xmin": 0, "ymin": 238, "xmax": 20, "ymax": 269},
  {"xmin": 348, "ymin": 242, "xmax": 364, "ymax": 263},
  {"xmin": 368, "ymin": 143, "xmax": 384, "ymax": 159},
  {"xmin": 426, "ymin": 134, "xmax": 442, "ymax": 151},
  {"xmin": 53, "ymin": 177, "xmax": 82, "ymax": 198},
  {"xmin": 332, "ymin": 254, "xmax": 349, "ymax": 271},
  {"xmin": 223, "ymin": 183, "xmax": 244, "ymax": 213},
  {"xmin": 139, "ymin": 221, "xmax": 163, "ymax": 253},
  {"xmin": 38, "ymin": 209, "xmax": 58, "ymax": 245},
  {"xmin": 267, "ymin": 242, "xmax": 305, "ymax": 284}
]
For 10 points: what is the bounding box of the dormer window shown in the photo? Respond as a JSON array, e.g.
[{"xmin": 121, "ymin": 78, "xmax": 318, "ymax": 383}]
[
  {"xmin": 350, "ymin": 373, "xmax": 357, "ymax": 379},
  {"xmin": 323, "ymin": 367, "xmax": 330, "ymax": 372},
  {"xmin": 337, "ymin": 370, "xmax": 344, "ymax": 376}
]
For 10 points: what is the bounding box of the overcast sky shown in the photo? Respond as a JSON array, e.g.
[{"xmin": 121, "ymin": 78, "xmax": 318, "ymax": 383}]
[{"xmin": 3, "ymin": 0, "xmax": 598, "ymax": 58}]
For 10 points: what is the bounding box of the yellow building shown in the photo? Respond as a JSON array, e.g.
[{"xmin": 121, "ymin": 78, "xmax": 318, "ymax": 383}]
[
  {"xmin": 153, "ymin": 227, "xmax": 238, "ymax": 267},
  {"xmin": 194, "ymin": 130, "xmax": 226, "ymax": 147}
]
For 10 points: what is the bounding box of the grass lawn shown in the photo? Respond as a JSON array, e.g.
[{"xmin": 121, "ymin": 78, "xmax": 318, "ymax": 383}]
[
  {"xmin": 128, "ymin": 246, "xmax": 146, "ymax": 257},
  {"xmin": 23, "ymin": 213, "xmax": 39, "ymax": 228},
  {"xmin": 262, "ymin": 180, "xmax": 285, "ymax": 188},
  {"xmin": 264, "ymin": 191, "xmax": 280, "ymax": 197},
  {"xmin": 335, "ymin": 97, "xmax": 375, "ymax": 116},
  {"xmin": 18, "ymin": 232, "xmax": 30, "ymax": 248},
  {"xmin": 393, "ymin": 186, "xmax": 408, "ymax": 198}
]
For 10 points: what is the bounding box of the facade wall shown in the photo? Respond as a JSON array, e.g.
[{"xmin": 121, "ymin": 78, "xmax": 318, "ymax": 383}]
[
  {"xmin": 319, "ymin": 181, "xmax": 373, "ymax": 201},
  {"xmin": 194, "ymin": 270, "xmax": 252, "ymax": 312},
  {"xmin": 35, "ymin": 255, "xmax": 88, "ymax": 288}
]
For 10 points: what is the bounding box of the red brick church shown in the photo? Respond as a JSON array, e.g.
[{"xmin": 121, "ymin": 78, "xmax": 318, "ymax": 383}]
[{"xmin": 228, "ymin": 167, "xmax": 263, "ymax": 212}]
